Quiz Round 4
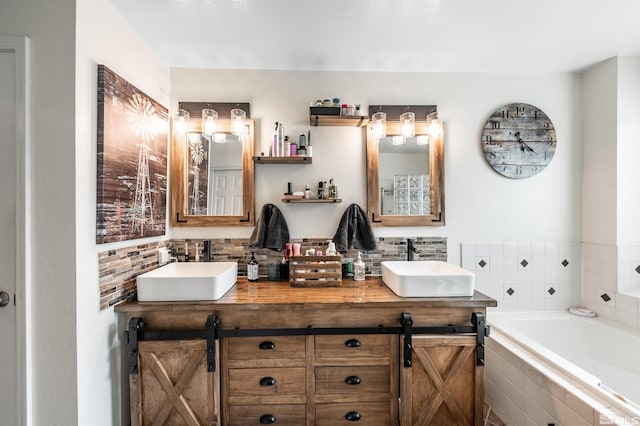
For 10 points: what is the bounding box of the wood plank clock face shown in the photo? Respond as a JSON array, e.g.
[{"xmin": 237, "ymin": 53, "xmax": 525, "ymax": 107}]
[{"xmin": 481, "ymin": 103, "xmax": 556, "ymax": 178}]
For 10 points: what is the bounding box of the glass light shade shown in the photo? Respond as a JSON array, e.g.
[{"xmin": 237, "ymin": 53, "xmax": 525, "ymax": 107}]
[
  {"xmin": 372, "ymin": 112, "xmax": 387, "ymax": 139},
  {"xmin": 416, "ymin": 135, "xmax": 430, "ymax": 145},
  {"xmin": 400, "ymin": 111, "xmax": 415, "ymax": 138},
  {"xmin": 202, "ymin": 109, "xmax": 218, "ymax": 136},
  {"xmin": 174, "ymin": 109, "xmax": 190, "ymax": 135},
  {"xmin": 231, "ymin": 108, "xmax": 247, "ymax": 136},
  {"xmin": 188, "ymin": 133, "xmax": 200, "ymax": 144},
  {"xmin": 428, "ymin": 112, "xmax": 441, "ymax": 138},
  {"xmin": 392, "ymin": 136, "xmax": 406, "ymax": 145}
]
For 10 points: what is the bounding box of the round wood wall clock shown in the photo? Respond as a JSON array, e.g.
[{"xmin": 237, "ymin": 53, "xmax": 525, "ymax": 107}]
[{"xmin": 481, "ymin": 103, "xmax": 556, "ymax": 179}]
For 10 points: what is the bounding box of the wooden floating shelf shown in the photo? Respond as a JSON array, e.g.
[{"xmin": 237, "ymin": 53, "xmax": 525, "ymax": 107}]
[
  {"xmin": 309, "ymin": 115, "xmax": 369, "ymax": 127},
  {"xmin": 253, "ymin": 156, "xmax": 312, "ymax": 164},
  {"xmin": 282, "ymin": 198, "xmax": 342, "ymax": 204}
]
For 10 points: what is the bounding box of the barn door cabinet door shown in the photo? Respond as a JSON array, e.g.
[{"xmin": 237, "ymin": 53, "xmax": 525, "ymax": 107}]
[
  {"xmin": 130, "ymin": 339, "xmax": 219, "ymax": 426},
  {"xmin": 400, "ymin": 335, "xmax": 482, "ymax": 426}
]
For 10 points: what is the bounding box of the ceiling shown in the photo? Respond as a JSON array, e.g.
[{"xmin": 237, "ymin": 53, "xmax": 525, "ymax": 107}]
[{"xmin": 110, "ymin": 0, "xmax": 640, "ymax": 73}]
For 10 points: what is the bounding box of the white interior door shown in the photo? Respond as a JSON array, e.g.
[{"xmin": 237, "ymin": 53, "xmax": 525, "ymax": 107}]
[
  {"xmin": 0, "ymin": 36, "xmax": 29, "ymax": 426},
  {"xmin": 209, "ymin": 169, "xmax": 243, "ymax": 215}
]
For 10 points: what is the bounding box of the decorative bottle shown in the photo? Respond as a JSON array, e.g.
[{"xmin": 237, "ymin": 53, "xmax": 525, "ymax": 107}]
[
  {"xmin": 248, "ymin": 252, "xmax": 259, "ymax": 282},
  {"xmin": 354, "ymin": 252, "xmax": 365, "ymax": 281},
  {"xmin": 277, "ymin": 122, "xmax": 285, "ymax": 157},
  {"xmin": 284, "ymin": 136, "xmax": 291, "ymax": 157},
  {"xmin": 328, "ymin": 178, "xmax": 337, "ymax": 199},
  {"xmin": 272, "ymin": 122, "xmax": 279, "ymax": 157}
]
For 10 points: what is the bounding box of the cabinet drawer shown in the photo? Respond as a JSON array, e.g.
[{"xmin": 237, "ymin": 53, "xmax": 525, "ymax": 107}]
[
  {"xmin": 229, "ymin": 367, "xmax": 305, "ymax": 396},
  {"xmin": 229, "ymin": 404, "xmax": 306, "ymax": 425},
  {"xmin": 315, "ymin": 402, "xmax": 391, "ymax": 426},
  {"xmin": 227, "ymin": 336, "xmax": 306, "ymax": 360},
  {"xmin": 315, "ymin": 335, "xmax": 391, "ymax": 359},
  {"xmin": 315, "ymin": 366, "xmax": 390, "ymax": 394}
]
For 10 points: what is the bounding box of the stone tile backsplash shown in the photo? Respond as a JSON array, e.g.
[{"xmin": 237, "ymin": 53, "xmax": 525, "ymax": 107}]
[
  {"xmin": 98, "ymin": 240, "xmax": 168, "ymax": 309},
  {"xmin": 98, "ymin": 236, "xmax": 446, "ymax": 310}
]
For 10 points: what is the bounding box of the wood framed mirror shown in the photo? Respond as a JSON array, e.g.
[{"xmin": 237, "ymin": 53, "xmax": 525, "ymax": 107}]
[
  {"xmin": 171, "ymin": 115, "xmax": 255, "ymax": 226},
  {"xmin": 366, "ymin": 120, "xmax": 445, "ymax": 226}
]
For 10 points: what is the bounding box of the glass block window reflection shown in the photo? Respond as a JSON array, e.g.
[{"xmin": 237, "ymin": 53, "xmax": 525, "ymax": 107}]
[{"xmin": 394, "ymin": 174, "xmax": 430, "ymax": 215}]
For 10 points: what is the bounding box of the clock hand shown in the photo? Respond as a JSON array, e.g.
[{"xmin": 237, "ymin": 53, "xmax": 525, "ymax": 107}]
[{"xmin": 515, "ymin": 132, "xmax": 535, "ymax": 153}]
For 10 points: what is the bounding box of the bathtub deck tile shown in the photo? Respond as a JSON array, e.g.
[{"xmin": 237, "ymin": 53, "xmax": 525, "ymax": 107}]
[
  {"xmin": 565, "ymin": 406, "xmax": 592, "ymax": 426},
  {"xmin": 487, "ymin": 355, "xmax": 526, "ymax": 410},
  {"xmin": 524, "ymin": 393, "xmax": 562, "ymax": 426},
  {"xmin": 540, "ymin": 370, "xmax": 568, "ymax": 402},
  {"xmin": 565, "ymin": 387, "xmax": 596, "ymax": 424}
]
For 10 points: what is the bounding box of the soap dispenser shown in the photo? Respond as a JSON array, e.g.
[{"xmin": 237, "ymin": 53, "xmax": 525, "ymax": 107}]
[
  {"xmin": 248, "ymin": 252, "xmax": 259, "ymax": 282},
  {"xmin": 354, "ymin": 252, "xmax": 365, "ymax": 281},
  {"xmin": 326, "ymin": 240, "xmax": 337, "ymax": 256}
]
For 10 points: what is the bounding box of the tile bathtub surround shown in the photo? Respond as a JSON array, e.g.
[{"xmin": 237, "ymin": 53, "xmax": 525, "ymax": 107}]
[
  {"xmin": 462, "ymin": 242, "xmax": 582, "ymax": 312},
  {"xmin": 485, "ymin": 335, "xmax": 634, "ymax": 425},
  {"xmin": 98, "ymin": 240, "xmax": 169, "ymax": 309},
  {"xmin": 583, "ymin": 243, "xmax": 640, "ymax": 330}
]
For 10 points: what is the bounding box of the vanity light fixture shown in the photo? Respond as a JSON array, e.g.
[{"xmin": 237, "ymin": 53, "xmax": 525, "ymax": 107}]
[
  {"xmin": 174, "ymin": 109, "xmax": 190, "ymax": 135},
  {"xmin": 202, "ymin": 108, "xmax": 218, "ymax": 136},
  {"xmin": 372, "ymin": 111, "xmax": 387, "ymax": 139},
  {"xmin": 416, "ymin": 135, "xmax": 430, "ymax": 145},
  {"xmin": 400, "ymin": 111, "xmax": 415, "ymax": 138},
  {"xmin": 231, "ymin": 108, "xmax": 247, "ymax": 137},
  {"xmin": 213, "ymin": 133, "xmax": 226, "ymax": 144},
  {"xmin": 392, "ymin": 135, "xmax": 406, "ymax": 145},
  {"xmin": 427, "ymin": 111, "xmax": 441, "ymax": 138}
]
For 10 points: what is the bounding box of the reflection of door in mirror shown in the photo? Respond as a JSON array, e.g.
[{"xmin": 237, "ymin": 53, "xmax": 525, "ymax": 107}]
[
  {"xmin": 188, "ymin": 133, "xmax": 243, "ymax": 216},
  {"xmin": 378, "ymin": 136, "xmax": 430, "ymax": 216}
]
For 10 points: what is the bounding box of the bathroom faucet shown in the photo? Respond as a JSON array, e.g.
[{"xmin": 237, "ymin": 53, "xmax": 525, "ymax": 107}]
[
  {"xmin": 202, "ymin": 240, "xmax": 212, "ymax": 262},
  {"xmin": 407, "ymin": 238, "xmax": 417, "ymax": 261}
]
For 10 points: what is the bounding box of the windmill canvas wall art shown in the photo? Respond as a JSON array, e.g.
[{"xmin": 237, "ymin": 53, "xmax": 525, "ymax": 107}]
[{"xmin": 96, "ymin": 65, "xmax": 168, "ymax": 243}]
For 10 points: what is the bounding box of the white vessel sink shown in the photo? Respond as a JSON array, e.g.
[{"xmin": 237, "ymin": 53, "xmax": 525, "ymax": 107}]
[
  {"xmin": 137, "ymin": 262, "xmax": 238, "ymax": 301},
  {"xmin": 381, "ymin": 261, "xmax": 475, "ymax": 297}
]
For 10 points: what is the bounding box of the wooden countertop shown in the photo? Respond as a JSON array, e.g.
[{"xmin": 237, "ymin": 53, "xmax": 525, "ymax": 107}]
[{"xmin": 115, "ymin": 277, "xmax": 497, "ymax": 313}]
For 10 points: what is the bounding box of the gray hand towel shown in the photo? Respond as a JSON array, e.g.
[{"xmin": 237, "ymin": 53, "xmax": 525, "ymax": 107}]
[
  {"xmin": 249, "ymin": 204, "xmax": 290, "ymax": 251},
  {"xmin": 333, "ymin": 203, "xmax": 377, "ymax": 253}
]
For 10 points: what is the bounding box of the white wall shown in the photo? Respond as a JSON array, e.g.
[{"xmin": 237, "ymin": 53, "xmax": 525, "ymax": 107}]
[
  {"xmin": 75, "ymin": 0, "xmax": 170, "ymax": 424},
  {"xmin": 616, "ymin": 57, "xmax": 640, "ymax": 246},
  {"xmin": 582, "ymin": 58, "xmax": 618, "ymax": 246},
  {"xmin": 0, "ymin": 1, "xmax": 78, "ymax": 424},
  {"xmin": 171, "ymin": 69, "xmax": 583, "ymax": 263}
]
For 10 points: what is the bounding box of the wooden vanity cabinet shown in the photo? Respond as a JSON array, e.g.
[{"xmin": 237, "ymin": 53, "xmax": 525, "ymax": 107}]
[
  {"xmin": 222, "ymin": 335, "xmax": 307, "ymax": 424},
  {"xmin": 400, "ymin": 335, "xmax": 481, "ymax": 425},
  {"xmin": 313, "ymin": 334, "xmax": 397, "ymax": 424},
  {"xmin": 129, "ymin": 339, "xmax": 219, "ymax": 426},
  {"xmin": 117, "ymin": 279, "xmax": 496, "ymax": 426}
]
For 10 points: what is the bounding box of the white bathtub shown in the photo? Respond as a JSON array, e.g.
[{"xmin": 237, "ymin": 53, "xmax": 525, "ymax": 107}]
[{"xmin": 486, "ymin": 311, "xmax": 640, "ymax": 425}]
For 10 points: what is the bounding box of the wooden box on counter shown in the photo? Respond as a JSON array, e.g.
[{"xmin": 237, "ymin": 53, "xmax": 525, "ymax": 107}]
[{"xmin": 289, "ymin": 255, "xmax": 342, "ymax": 287}]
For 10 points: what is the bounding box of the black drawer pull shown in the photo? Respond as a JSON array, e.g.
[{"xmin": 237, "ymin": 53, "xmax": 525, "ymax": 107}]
[
  {"xmin": 259, "ymin": 341, "xmax": 276, "ymax": 350},
  {"xmin": 259, "ymin": 414, "xmax": 276, "ymax": 424},
  {"xmin": 345, "ymin": 375, "xmax": 361, "ymax": 385},
  {"xmin": 345, "ymin": 338, "xmax": 361, "ymax": 348},
  {"xmin": 345, "ymin": 411, "xmax": 361, "ymax": 421},
  {"xmin": 259, "ymin": 376, "xmax": 276, "ymax": 386}
]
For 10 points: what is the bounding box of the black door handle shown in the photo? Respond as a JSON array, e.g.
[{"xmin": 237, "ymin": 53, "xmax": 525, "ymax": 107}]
[
  {"xmin": 345, "ymin": 411, "xmax": 362, "ymax": 421},
  {"xmin": 345, "ymin": 375, "xmax": 361, "ymax": 385},
  {"xmin": 344, "ymin": 338, "xmax": 361, "ymax": 348},
  {"xmin": 259, "ymin": 341, "xmax": 276, "ymax": 350},
  {"xmin": 259, "ymin": 377, "xmax": 276, "ymax": 386},
  {"xmin": 259, "ymin": 414, "xmax": 276, "ymax": 424}
]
